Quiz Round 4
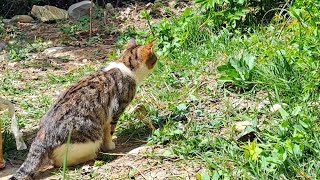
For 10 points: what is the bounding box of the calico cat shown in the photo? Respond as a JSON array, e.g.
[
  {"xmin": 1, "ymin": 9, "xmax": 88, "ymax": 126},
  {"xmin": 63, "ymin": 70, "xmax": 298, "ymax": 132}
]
[{"xmin": 9, "ymin": 39, "xmax": 157, "ymax": 180}]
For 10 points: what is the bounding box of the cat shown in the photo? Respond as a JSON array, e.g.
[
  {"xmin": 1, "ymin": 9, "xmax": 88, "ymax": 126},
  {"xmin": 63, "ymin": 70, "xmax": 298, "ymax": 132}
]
[{"xmin": 9, "ymin": 39, "xmax": 157, "ymax": 180}]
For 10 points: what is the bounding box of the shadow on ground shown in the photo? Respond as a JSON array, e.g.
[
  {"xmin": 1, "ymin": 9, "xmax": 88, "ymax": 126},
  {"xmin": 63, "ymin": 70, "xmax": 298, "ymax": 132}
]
[{"xmin": 1, "ymin": 124, "xmax": 152, "ymax": 180}]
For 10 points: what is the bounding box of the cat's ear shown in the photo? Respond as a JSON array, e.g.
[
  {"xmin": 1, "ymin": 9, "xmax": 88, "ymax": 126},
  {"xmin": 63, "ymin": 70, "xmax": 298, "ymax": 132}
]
[
  {"xmin": 127, "ymin": 38, "xmax": 137, "ymax": 49},
  {"xmin": 144, "ymin": 40, "xmax": 156, "ymax": 52}
]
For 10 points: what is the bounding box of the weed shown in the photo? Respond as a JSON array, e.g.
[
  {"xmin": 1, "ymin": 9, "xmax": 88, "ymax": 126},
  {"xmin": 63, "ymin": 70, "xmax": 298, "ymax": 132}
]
[
  {"xmin": 217, "ymin": 51, "xmax": 256, "ymax": 91},
  {"xmin": 140, "ymin": 10, "xmax": 155, "ymax": 37},
  {"xmin": 62, "ymin": 129, "xmax": 72, "ymax": 180},
  {"xmin": 7, "ymin": 38, "xmax": 50, "ymax": 61},
  {"xmin": 60, "ymin": 16, "xmax": 90, "ymax": 37}
]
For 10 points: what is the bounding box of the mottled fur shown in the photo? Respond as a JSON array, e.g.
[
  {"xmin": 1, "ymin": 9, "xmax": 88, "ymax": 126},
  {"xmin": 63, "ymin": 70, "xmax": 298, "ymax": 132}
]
[{"xmin": 10, "ymin": 39, "xmax": 157, "ymax": 180}]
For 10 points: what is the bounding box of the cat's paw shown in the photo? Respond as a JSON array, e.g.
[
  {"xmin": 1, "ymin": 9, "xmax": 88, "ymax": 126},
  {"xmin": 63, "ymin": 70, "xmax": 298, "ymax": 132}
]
[
  {"xmin": 101, "ymin": 141, "xmax": 115, "ymax": 152},
  {"xmin": 0, "ymin": 160, "xmax": 5, "ymax": 169}
]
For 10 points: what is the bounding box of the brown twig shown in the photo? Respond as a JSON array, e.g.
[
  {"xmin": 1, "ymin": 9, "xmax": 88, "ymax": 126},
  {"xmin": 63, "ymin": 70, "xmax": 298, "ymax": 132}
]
[
  {"xmin": 0, "ymin": 121, "xmax": 5, "ymax": 169},
  {"xmin": 89, "ymin": 0, "xmax": 93, "ymax": 38}
]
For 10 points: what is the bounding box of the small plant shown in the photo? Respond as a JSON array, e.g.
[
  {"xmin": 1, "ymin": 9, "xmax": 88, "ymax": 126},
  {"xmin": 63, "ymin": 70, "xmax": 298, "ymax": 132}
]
[
  {"xmin": 7, "ymin": 39, "xmax": 49, "ymax": 61},
  {"xmin": 241, "ymin": 140, "xmax": 263, "ymax": 161},
  {"xmin": 8, "ymin": 47, "xmax": 29, "ymax": 61},
  {"xmin": 140, "ymin": 10, "xmax": 155, "ymax": 37},
  {"xmin": 62, "ymin": 129, "xmax": 72, "ymax": 180},
  {"xmin": 94, "ymin": 160, "xmax": 104, "ymax": 167},
  {"xmin": 60, "ymin": 16, "xmax": 90, "ymax": 36},
  {"xmin": 217, "ymin": 51, "xmax": 256, "ymax": 90},
  {"xmin": 195, "ymin": 0, "xmax": 290, "ymax": 30}
]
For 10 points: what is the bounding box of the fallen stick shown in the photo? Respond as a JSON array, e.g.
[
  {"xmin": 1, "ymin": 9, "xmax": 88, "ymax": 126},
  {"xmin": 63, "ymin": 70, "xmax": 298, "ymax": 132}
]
[{"xmin": 0, "ymin": 119, "xmax": 4, "ymax": 169}]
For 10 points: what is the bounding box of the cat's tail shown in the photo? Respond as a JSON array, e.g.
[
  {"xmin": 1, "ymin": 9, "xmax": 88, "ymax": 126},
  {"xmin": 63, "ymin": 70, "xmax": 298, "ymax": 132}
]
[{"xmin": 9, "ymin": 139, "xmax": 48, "ymax": 180}]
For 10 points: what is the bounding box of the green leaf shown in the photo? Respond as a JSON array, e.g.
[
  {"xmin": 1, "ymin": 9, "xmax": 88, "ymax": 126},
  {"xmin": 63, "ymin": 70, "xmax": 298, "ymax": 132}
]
[
  {"xmin": 177, "ymin": 104, "xmax": 187, "ymax": 111},
  {"xmin": 162, "ymin": 149, "xmax": 172, "ymax": 157},
  {"xmin": 293, "ymin": 144, "xmax": 302, "ymax": 156},
  {"xmin": 183, "ymin": 8, "xmax": 192, "ymax": 17},
  {"xmin": 279, "ymin": 108, "xmax": 289, "ymax": 120},
  {"xmin": 217, "ymin": 64, "xmax": 232, "ymax": 72},
  {"xmin": 212, "ymin": 171, "xmax": 220, "ymax": 180},
  {"xmin": 292, "ymin": 106, "xmax": 302, "ymax": 116},
  {"xmin": 201, "ymin": 172, "xmax": 211, "ymax": 180},
  {"xmin": 243, "ymin": 53, "xmax": 256, "ymax": 71}
]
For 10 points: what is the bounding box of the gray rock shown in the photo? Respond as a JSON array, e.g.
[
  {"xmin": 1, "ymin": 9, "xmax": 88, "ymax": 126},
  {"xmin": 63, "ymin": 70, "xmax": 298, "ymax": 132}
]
[
  {"xmin": 68, "ymin": 1, "xmax": 95, "ymax": 20},
  {"xmin": 0, "ymin": 55, "xmax": 5, "ymax": 61},
  {"xmin": 31, "ymin": 5, "xmax": 68, "ymax": 22},
  {"xmin": 3, "ymin": 19, "xmax": 12, "ymax": 23},
  {"xmin": 11, "ymin": 15, "xmax": 34, "ymax": 23},
  {"xmin": 0, "ymin": 42, "xmax": 6, "ymax": 52},
  {"xmin": 43, "ymin": 46, "xmax": 66, "ymax": 55},
  {"xmin": 27, "ymin": 53, "xmax": 37, "ymax": 60},
  {"xmin": 105, "ymin": 3, "xmax": 115, "ymax": 15}
]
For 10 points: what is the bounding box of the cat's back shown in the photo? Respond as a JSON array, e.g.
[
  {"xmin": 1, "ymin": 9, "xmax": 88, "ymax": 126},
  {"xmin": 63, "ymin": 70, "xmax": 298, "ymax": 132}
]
[{"xmin": 43, "ymin": 68, "xmax": 135, "ymax": 124}]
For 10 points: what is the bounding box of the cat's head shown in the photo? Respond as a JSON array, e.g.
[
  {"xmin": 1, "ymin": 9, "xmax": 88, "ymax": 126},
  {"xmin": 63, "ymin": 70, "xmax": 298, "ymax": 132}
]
[{"xmin": 119, "ymin": 39, "xmax": 157, "ymax": 83}]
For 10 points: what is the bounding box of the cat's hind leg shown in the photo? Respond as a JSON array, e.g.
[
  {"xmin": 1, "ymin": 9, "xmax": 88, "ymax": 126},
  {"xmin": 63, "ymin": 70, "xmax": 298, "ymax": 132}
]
[
  {"xmin": 101, "ymin": 122, "xmax": 116, "ymax": 152},
  {"xmin": 51, "ymin": 140, "xmax": 102, "ymax": 167}
]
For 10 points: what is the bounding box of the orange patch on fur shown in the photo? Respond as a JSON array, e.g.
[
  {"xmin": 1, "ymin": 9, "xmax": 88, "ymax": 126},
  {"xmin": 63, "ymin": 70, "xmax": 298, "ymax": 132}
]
[{"xmin": 140, "ymin": 41, "xmax": 157, "ymax": 69}]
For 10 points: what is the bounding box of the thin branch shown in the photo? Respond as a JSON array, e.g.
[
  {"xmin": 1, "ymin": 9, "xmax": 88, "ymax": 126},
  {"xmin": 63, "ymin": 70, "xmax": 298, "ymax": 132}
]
[{"xmin": 89, "ymin": 0, "xmax": 93, "ymax": 38}]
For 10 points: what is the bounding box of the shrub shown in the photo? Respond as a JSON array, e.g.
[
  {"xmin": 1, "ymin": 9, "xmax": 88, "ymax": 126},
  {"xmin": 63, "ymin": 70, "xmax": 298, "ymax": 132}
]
[{"xmin": 195, "ymin": 0, "xmax": 291, "ymax": 30}]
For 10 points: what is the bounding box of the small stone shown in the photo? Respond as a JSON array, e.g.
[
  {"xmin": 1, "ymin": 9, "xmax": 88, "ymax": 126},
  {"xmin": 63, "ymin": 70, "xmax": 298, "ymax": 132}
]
[
  {"xmin": 128, "ymin": 146, "xmax": 147, "ymax": 155},
  {"xmin": 82, "ymin": 59, "xmax": 88, "ymax": 63},
  {"xmin": 0, "ymin": 42, "xmax": 6, "ymax": 52},
  {"xmin": 105, "ymin": 3, "xmax": 115, "ymax": 15},
  {"xmin": 43, "ymin": 47, "xmax": 66, "ymax": 55},
  {"xmin": 31, "ymin": 24, "xmax": 39, "ymax": 30},
  {"xmin": 270, "ymin": 103, "xmax": 288, "ymax": 112},
  {"xmin": 119, "ymin": 7, "xmax": 132, "ymax": 20},
  {"xmin": 0, "ymin": 55, "xmax": 5, "ymax": 61},
  {"xmin": 234, "ymin": 121, "xmax": 253, "ymax": 132},
  {"xmin": 68, "ymin": 1, "xmax": 95, "ymax": 20},
  {"xmin": 146, "ymin": 2, "xmax": 153, "ymax": 8},
  {"xmin": 3, "ymin": 19, "xmax": 11, "ymax": 23},
  {"xmin": 31, "ymin": 5, "xmax": 68, "ymax": 22},
  {"xmin": 8, "ymin": 62, "xmax": 17, "ymax": 67},
  {"xmin": 8, "ymin": 40, "xmax": 16, "ymax": 45},
  {"xmin": 168, "ymin": 1, "xmax": 177, "ymax": 9},
  {"xmin": 105, "ymin": 3, "xmax": 114, "ymax": 9},
  {"xmin": 11, "ymin": 15, "xmax": 34, "ymax": 23}
]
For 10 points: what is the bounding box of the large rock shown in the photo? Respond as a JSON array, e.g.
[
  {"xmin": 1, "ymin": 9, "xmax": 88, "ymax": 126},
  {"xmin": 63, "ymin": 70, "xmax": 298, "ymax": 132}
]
[
  {"xmin": 68, "ymin": 1, "xmax": 94, "ymax": 20},
  {"xmin": 12, "ymin": 15, "xmax": 34, "ymax": 23},
  {"xmin": 31, "ymin": 5, "xmax": 68, "ymax": 22}
]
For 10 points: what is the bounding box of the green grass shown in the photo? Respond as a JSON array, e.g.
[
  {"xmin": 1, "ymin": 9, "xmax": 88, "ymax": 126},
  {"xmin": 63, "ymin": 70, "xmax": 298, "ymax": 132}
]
[
  {"xmin": 1, "ymin": 64, "xmax": 99, "ymax": 153},
  {"xmin": 122, "ymin": 1, "xmax": 320, "ymax": 179}
]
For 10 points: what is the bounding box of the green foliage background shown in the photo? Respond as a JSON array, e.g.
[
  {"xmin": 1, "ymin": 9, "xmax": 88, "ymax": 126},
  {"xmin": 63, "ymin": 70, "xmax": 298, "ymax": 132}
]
[{"xmin": 125, "ymin": 0, "xmax": 320, "ymax": 178}]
